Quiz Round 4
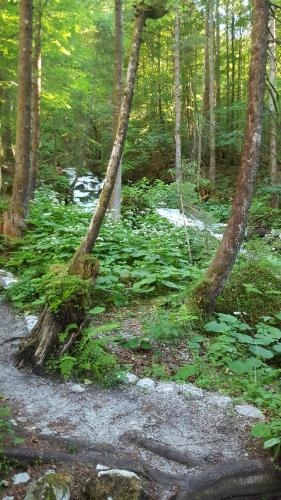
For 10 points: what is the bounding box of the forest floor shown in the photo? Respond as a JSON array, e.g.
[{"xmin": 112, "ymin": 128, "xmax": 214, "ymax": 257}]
[{"xmin": 0, "ymin": 299, "xmax": 279, "ymax": 499}]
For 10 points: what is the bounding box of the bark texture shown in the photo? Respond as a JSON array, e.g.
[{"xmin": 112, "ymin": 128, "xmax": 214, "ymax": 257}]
[
  {"xmin": 174, "ymin": 2, "xmax": 182, "ymax": 191},
  {"xmin": 208, "ymin": 0, "xmax": 216, "ymax": 184},
  {"xmin": 108, "ymin": 0, "xmax": 123, "ymax": 221},
  {"xmin": 3, "ymin": 0, "xmax": 33, "ymax": 237},
  {"xmin": 29, "ymin": 0, "xmax": 45, "ymax": 199},
  {"xmin": 268, "ymin": 9, "xmax": 278, "ymax": 207},
  {"xmin": 193, "ymin": 0, "xmax": 269, "ymax": 312}
]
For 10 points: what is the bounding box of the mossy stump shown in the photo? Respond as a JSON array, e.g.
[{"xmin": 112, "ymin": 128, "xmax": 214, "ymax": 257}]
[{"xmin": 15, "ymin": 259, "xmax": 99, "ymax": 374}]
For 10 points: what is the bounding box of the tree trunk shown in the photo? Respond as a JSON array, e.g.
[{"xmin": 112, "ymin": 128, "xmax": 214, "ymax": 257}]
[
  {"xmin": 192, "ymin": 0, "xmax": 269, "ymax": 312},
  {"xmin": 108, "ymin": 0, "xmax": 123, "ymax": 221},
  {"xmin": 29, "ymin": 0, "xmax": 45, "ymax": 199},
  {"xmin": 268, "ymin": 8, "xmax": 278, "ymax": 208},
  {"xmin": 16, "ymin": 1, "xmax": 167, "ymax": 372},
  {"xmin": 69, "ymin": 1, "xmax": 167, "ymax": 272},
  {"xmin": 174, "ymin": 1, "xmax": 182, "ymax": 191},
  {"xmin": 3, "ymin": 0, "xmax": 33, "ymax": 237},
  {"xmin": 208, "ymin": 0, "xmax": 216, "ymax": 184},
  {"xmin": 0, "ymin": 75, "xmax": 15, "ymax": 166},
  {"xmin": 215, "ymin": 0, "xmax": 220, "ymax": 108}
]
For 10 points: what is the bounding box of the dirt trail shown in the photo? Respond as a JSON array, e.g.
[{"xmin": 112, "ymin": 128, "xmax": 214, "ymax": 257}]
[{"xmin": 0, "ymin": 298, "xmax": 280, "ymax": 498}]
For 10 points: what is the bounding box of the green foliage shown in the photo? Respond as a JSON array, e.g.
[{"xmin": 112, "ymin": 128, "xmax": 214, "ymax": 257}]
[
  {"xmin": 4, "ymin": 192, "xmax": 205, "ymax": 310},
  {"xmin": 0, "ymin": 402, "xmax": 24, "ymax": 454},
  {"xmin": 217, "ymin": 256, "xmax": 281, "ymax": 322},
  {"xmin": 51, "ymin": 322, "xmax": 121, "ymax": 385}
]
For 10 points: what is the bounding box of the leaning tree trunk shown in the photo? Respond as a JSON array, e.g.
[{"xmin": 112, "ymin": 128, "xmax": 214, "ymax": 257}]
[
  {"xmin": 3, "ymin": 0, "xmax": 33, "ymax": 237},
  {"xmin": 16, "ymin": 1, "xmax": 168, "ymax": 373},
  {"xmin": 192, "ymin": 0, "xmax": 269, "ymax": 312},
  {"xmin": 108, "ymin": 0, "xmax": 123, "ymax": 222}
]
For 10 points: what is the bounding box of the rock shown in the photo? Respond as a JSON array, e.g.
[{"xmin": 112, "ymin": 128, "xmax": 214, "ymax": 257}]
[
  {"xmin": 96, "ymin": 464, "xmax": 110, "ymax": 472},
  {"xmin": 24, "ymin": 472, "xmax": 73, "ymax": 500},
  {"xmin": 24, "ymin": 315, "xmax": 38, "ymax": 332},
  {"xmin": 2, "ymin": 496, "xmax": 14, "ymax": 500},
  {"xmin": 179, "ymin": 384, "xmax": 204, "ymax": 400},
  {"xmin": 40, "ymin": 427, "xmax": 57, "ymax": 436},
  {"xmin": 122, "ymin": 373, "xmax": 139, "ymax": 385},
  {"xmin": 156, "ymin": 382, "xmax": 176, "ymax": 393},
  {"xmin": 17, "ymin": 416, "xmax": 27, "ymax": 423},
  {"xmin": 206, "ymin": 394, "xmax": 232, "ymax": 408},
  {"xmin": 84, "ymin": 469, "xmax": 146, "ymax": 500},
  {"xmin": 70, "ymin": 383, "xmax": 86, "ymax": 393},
  {"xmin": 235, "ymin": 404, "xmax": 264, "ymax": 420},
  {"xmin": 136, "ymin": 378, "xmax": 155, "ymax": 392},
  {"xmin": 13, "ymin": 473, "xmax": 31, "ymax": 485}
]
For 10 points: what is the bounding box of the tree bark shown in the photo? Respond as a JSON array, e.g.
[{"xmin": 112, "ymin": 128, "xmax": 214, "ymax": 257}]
[
  {"xmin": 215, "ymin": 0, "xmax": 220, "ymax": 108},
  {"xmin": 108, "ymin": 0, "xmax": 123, "ymax": 221},
  {"xmin": 29, "ymin": 0, "xmax": 45, "ymax": 199},
  {"xmin": 193, "ymin": 0, "xmax": 269, "ymax": 312},
  {"xmin": 268, "ymin": 8, "xmax": 278, "ymax": 207},
  {"xmin": 69, "ymin": 1, "xmax": 167, "ymax": 272},
  {"xmin": 174, "ymin": 1, "xmax": 182, "ymax": 191},
  {"xmin": 208, "ymin": 0, "xmax": 216, "ymax": 184},
  {"xmin": 3, "ymin": 0, "xmax": 33, "ymax": 237},
  {"xmin": 0, "ymin": 75, "xmax": 15, "ymax": 166}
]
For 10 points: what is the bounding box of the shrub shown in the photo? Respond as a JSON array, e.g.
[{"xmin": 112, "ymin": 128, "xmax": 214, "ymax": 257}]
[{"xmin": 217, "ymin": 257, "xmax": 281, "ymax": 322}]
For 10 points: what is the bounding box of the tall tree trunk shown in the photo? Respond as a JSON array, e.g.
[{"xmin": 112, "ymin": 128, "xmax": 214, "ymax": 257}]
[
  {"xmin": 193, "ymin": 0, "xmax": 269, "ymax": 312},
  {"xmin": 29, "ymin": 0, "xmax": 45, "ymax": 199},
  {"xmin": 208, "ymin": 0, "xmax": 216, "ymax": 184},
  {"xmin": 225, "ymin": 0, "xmax": 231, "ymax": 166},
  {"xmin": 108, "ymin": 0, "xmax": 123, "ymax": 221},
  {"xmin": 3, "ymin": 0, "xmax": 33, "ymax": 237},
  {"xmin": 268, "ymin": 8, "xmax": 278, "ymax": 207},
  {"xmin": 174, "ymin": 1, "xmax": 182, "ymax": 191},
  {"xmin": 202, "ymin": 4, "xmax": 210, "ymax": 165},
  {"xmin": 16, "ymin": 1, "xmax": 168, "ymax": 372},
  {"xmin": 215, "ymin": 0, "xmax": 220, "ymax": 108},
  {"xmin": 0, "ymin": 75, "xmax": 15, "ymax": 166}
]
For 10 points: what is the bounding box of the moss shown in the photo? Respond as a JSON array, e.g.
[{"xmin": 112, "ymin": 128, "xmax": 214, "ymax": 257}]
[
  {"xmin": 24, "ymin": 472, "xmax": 73, "ymax": 500},
  {"xmin": 217, "ymin": 257, "xmax": 281, "ymax": 323},
  {"xmin": 42, "ymin": 264, "xmax": 93, "ymax": 315}
]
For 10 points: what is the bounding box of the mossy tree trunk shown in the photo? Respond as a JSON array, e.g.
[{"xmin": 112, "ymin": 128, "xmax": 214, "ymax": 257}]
[
  {"xmin": 192, "ymin": 0, "xmax": 269, "ymax": 312},
  {"xmin": 3, "ymin": 0, "xmax": 33, "ymax": 238},
  {"xmin": 16, "ymin": 1, "xmax": 167, "ymax": 373}
]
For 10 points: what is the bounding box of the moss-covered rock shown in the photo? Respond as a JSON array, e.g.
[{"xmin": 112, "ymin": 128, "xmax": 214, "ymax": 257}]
[
  {"xmin": 24, "ymin": 472, "xmax": 73, "ymax": 500},
  {"xmin": 217, "ymin": 257, "xmax": 281, "ymax": 322},
  {"xmin": 84, "ymin": 469, "xmax": 146, "ymax": 500}
]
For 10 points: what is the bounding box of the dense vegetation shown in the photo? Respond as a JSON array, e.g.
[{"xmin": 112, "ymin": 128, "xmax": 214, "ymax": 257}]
[{"xmin": 0, "ymin": 0, "xmax": 281, "ymax": 464}]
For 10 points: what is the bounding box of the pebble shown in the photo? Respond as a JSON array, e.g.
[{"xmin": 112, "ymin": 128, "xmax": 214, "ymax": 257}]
[
  {"xmin": 12, "ymin": 473, "xmax": 31, "ymax": 485},
  {"xmin": 136, "ymin": 378, "xmax": 155, "ymax": 392},
  {"xmin": 122, "ymin": 373, "xmax": 138, "ymax": 385},
  {"xmin": 235, "ymin": 404, "xmax": 264, "ymax": 420},
  {"xmin": 17, "ymin": 417, "xmax": 27, "ymax": 423},
  {"xmin": 156, "ymin": 382, "xmax": 176, "ymax": 393},
  {"xmin": 70, "ymin": 384, "xmax": 86, "ymax": 393},
  {"xmin": 40, "ymin": 427, "xmax": 57, "ymax": 436},
  {"xmin": 180, "ymin": 384, "xmax": 204, "ymax": 400},
  {"xmin": 2, "ymin": 496, "xmax": 15, "ymax": 500},
  {"xmin": 206, "ymin": 394, "xmax": 232, "ymax": 408}
]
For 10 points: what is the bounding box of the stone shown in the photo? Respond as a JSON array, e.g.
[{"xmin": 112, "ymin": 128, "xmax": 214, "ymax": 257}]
[
  {"xmin": 122, "ymin": 373, "xmax": 139, "ymax": 385},
  {"xmin": 136, "ymin": 378, "xmax": 155, "ymax": 392},
  {"xmin": 96, "ymin": 464, "xmax": 110, "ymax": 472},
  {"xmin": 156, "ymin": 382, "xmax": 176, "ymax": 393},
  {"xmin": 40, "ymin": 427, "xmax": 57, "ymax": 436},
  {"xmin": 235, "ymin": 404, "xmax": 264, "ymax": 420},
  {"xmin": 2, "ymin": 496, "xmax": 14, "ymax": 500},
  {"xmin": 24, "ymin": 472, "xmax": 73, "ymax": 500},
  {"xmin": 13, "ymin": 473, "xmax": 31, "ymax": 485},
  {"xmin": 24, "ymin": 315, "xmax": 38, "ymax": 332},
  {"xmin": 206, "ymin": 394, "xmax": 232, "ymax": 408},
  {"xmin": 17, "ymin": 416, "xmax": 27, "ymax": 423},
  {"xmin": 70, "ymin": 384, "xmax": 86, "ymax": 393},
  {"xmin": 179, "ymin": 384, "xmax": 204, "ymax": 400},
  {"xmin": 84, "ymin": 469, "xmax": 145, "ymax": 500}
]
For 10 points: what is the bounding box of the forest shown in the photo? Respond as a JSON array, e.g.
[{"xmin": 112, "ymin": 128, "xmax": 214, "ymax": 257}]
[{"xmin": 0, "ymin": 0, "xmax": 281, "ymax": 498}]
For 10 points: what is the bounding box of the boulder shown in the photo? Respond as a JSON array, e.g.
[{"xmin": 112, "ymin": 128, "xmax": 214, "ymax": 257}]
[
  {"xmin": 24, "ymin": 472, "xmax": 73, "ymax": 500},
  {"xmin": 84, "ymin": 468, "xmax": 146, "ymax": 500}
]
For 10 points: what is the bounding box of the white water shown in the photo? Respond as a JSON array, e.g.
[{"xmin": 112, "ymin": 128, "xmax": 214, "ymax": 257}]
[
  {"xmin": 157, "ymin": 208, "xmax": 226, "ymax": 241},
  {"xmin": 65, "ymin": 167, "xmax": 102, "ymax": 210}
]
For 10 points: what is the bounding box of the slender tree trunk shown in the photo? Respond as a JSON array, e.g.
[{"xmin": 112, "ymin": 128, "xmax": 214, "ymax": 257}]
[
  {"xmin": 215, "ymin": 0, "xmax": 220, "ymax": 108},
  {"xmin": 108, "ymin": 0, "xmax": 123, "ymax": 221},
  {"xmin": 29, "ymin": 0, "xmax": 44, "ymax": 199},
  {"xmin": 16, "ymin": 1, "xmax": 168, "ymax": 372},
  {"xmin": 0, "ymin": 75, "xmax": 15, "ymax": 166},
  {"xmin": 3, "ymin": 0, "xmax": 33, "ymax": 237},
  {"xmin": 225, "ymin": 0, "xmax": 230, "ymax": 165},
  {"xmin": 193, "ymin": 0, "xmax": 269, "ymax": 312},
  {"xmin": 208, "ymin": 0, "xmax": 216, "ymax": 184},
  {"xmin": 174, "ymin": 1, "xmax": 182, "ymax": 191},
  {"xmin": 268, "ymin": 8, "xmax": 278, "ymax": 207},
  {"xmin": 202, "ymin": 4, "xmax": 210, "ymax": 165}
]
